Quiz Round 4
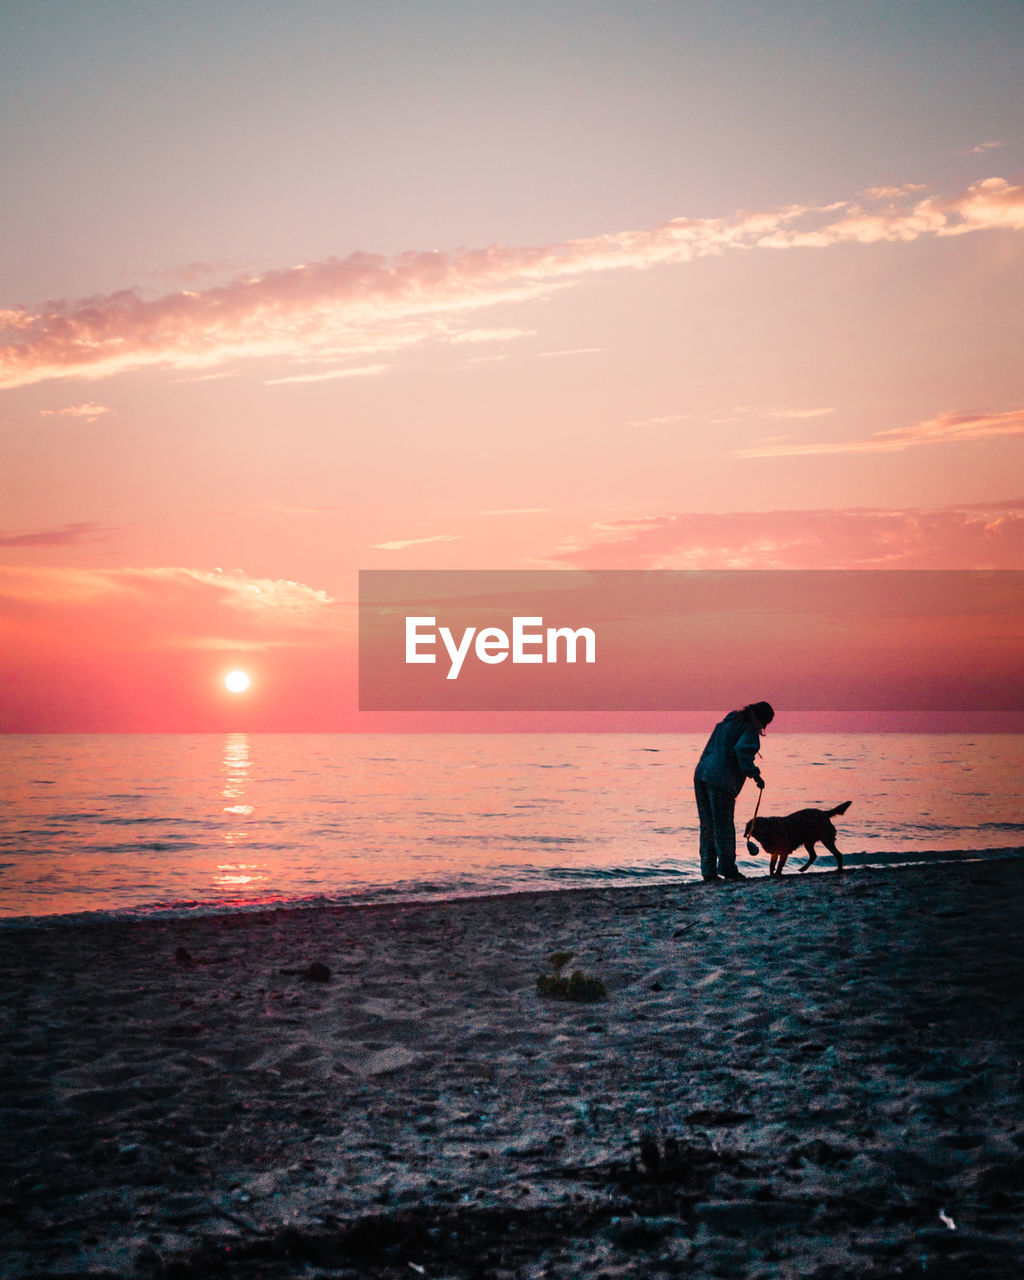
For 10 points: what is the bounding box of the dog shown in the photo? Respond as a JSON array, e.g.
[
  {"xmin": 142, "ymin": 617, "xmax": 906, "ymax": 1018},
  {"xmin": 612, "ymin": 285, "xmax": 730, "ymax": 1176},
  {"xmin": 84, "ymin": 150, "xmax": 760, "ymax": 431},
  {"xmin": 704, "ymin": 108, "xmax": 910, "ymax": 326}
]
[{"xmin": 744, "ymin": 801, "xmax": 851, "ymax": 875}]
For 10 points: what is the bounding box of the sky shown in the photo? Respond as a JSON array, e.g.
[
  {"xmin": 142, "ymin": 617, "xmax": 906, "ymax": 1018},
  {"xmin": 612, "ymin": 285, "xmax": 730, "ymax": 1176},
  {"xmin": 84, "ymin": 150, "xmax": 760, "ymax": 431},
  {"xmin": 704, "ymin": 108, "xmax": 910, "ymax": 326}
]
[{"xmin": 1, "ymin": 0, "xmax": 1023, "ymax": 731}]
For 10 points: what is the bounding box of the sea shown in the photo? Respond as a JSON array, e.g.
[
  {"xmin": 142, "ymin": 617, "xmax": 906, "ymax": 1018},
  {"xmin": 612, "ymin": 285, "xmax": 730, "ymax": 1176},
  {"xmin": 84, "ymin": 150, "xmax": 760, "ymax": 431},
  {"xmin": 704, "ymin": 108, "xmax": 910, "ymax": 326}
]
[{"xmin": 1, "ymin": 733, "xmax": 1022, "ymax": 925}]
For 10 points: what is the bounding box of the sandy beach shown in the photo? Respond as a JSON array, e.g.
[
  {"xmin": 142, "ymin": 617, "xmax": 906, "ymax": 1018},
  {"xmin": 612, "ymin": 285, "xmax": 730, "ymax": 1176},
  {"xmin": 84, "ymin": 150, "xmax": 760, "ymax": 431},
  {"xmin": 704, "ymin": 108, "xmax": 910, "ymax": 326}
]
[{"xmin": 3, "ymin": 858, "xmax": 1023, "ymax": 1279}]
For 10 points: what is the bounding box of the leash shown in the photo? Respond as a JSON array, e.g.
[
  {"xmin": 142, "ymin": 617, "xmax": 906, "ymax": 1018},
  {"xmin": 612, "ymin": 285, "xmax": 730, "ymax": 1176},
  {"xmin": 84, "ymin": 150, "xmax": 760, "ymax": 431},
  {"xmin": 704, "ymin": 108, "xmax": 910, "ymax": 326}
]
[{"xmin": 745, "ymin": 784, "xmax": 763, "ymax": 855}]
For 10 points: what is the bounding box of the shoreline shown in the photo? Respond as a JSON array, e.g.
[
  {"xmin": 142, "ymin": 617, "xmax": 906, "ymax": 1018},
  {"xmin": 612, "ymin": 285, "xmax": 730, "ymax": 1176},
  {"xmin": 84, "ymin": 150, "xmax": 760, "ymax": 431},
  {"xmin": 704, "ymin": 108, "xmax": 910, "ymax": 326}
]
[
  {"xmin": 3, "ymin": 860, "xmax": 1023, "ymax": 1277},
  {"xmin": 4, "ymin": 844, "xmax": 1024, "ymax": 930}
]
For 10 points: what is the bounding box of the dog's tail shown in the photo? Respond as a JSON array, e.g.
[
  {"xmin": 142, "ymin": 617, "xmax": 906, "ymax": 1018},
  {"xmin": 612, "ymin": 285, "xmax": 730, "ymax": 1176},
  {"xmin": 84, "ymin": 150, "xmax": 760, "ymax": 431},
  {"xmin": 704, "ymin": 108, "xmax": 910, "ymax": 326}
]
[{"xmin": 827, "ymin": 800, "xmax": 852, "ymax": 818}]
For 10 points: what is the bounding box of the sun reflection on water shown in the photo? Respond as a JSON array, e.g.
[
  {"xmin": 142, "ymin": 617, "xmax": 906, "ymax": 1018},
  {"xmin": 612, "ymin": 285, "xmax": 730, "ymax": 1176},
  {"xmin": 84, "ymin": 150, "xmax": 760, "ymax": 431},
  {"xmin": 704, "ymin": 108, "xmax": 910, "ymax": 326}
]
[
  {"xmin": 217, "ymin": 734, "xmax": 267, "ymax": 890},
  {"xmin": 215, "ymin": 864, "xmax": 262, "ymax": 885}
]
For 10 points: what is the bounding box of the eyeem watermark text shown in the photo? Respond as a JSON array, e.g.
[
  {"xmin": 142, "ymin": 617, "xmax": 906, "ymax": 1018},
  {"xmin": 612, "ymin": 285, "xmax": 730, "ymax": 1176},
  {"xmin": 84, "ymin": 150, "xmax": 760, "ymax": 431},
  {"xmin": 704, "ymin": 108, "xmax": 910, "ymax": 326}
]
[
  {"xmin": 406, "ymin": 616, "xmax": 596, "ymax": 680},
  {"xmin": 359, "ymin": 569, "xmax": 1024, "ymax": 712}
]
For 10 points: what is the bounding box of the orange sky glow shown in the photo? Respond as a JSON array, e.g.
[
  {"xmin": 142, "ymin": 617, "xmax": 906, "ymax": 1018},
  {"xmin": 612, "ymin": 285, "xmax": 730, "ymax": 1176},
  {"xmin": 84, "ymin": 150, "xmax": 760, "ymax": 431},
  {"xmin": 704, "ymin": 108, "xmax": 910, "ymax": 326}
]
[{"xmin": 1, "ymin": 3, "xmax": 1022, "ymax": 732}]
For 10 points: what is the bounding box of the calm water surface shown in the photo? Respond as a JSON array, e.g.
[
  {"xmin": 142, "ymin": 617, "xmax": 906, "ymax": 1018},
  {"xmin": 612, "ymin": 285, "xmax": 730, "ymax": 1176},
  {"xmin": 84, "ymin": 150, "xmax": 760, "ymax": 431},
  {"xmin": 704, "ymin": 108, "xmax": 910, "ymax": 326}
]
[{"xmin": 1, "ymin": 733, "xmax": 1021, "ymax": 921}]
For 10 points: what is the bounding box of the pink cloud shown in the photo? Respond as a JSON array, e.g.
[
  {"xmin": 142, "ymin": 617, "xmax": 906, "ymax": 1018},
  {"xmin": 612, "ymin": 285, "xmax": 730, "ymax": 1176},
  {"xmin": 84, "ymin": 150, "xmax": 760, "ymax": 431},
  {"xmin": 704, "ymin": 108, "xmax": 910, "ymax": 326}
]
[
  {"xmin": 736, "ymin": 407, "xmax": 1024, "ymax": 457},
  {"xmin": 862, "ymin": 183, "xmax": 927, "ymax": 199},
  {"xmin": 948, "ymin": 176, "xmax": 1024, "ymax": 232},
  {"xmin": 263, "ymin": 363, "xmax": 390, "ymax": 385},
  {"xmin": 2, "ymin": 177, "xmax": 1023, "ymax": 389},
  {"xmin": 0, "ymin": 565, "xmax": 337, "ymax": 628},
  {"xmin": 0, "ymin": 521, "xmax": 113, "ymax": 548},
  {"xmin": 370, "ymin": 534, "xmax": 461, "ymax": 551},
  {"xmin": 38, "ymin": 401, "xmax": 112, "ymax": 422},
  {"xmin": 552, "ymin": 501, "xmax": 1024, "ymax": 570},
  {"xmin": 735, "ymin": 406, "xmax": 836, "ymax": 421},
  {"xmin": 450, "ymin": 327, "xmax": 536, "ymax": 344},
  {"xmin": 628, "ymin": 412, "xmax": 691, "ymax": 427}
]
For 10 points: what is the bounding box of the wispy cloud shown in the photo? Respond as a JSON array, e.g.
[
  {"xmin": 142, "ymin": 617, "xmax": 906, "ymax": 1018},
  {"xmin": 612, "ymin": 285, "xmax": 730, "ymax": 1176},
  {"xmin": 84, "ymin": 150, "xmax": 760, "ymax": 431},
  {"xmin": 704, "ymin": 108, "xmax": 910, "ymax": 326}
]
[
  {"xmin": 735, "ymin": 407, "xmax": 1024, "ymax": 457},
  {"xmin": 450, "ymin": 327, "xmax": 536, "ymax": 345},
  {"xmin": 967, "ymin": 140, "xmax": 1002, "ymax": 155},
  {"xmin": 862, "ymin": 183, "xmax": 926, "ymax": 200},
  {"xmin": 161, "ymin": 567, "xmax": 336, "ymax": 616},
  {"xmin": 628, "ymin": 412, "xmax": 690, "ymax": 427},
  {"xmin": 173, "ymin": 369, "xmax": 241, "ymax": 383},
  {"xmin": 0, "ymin": 521, "xmax": 113, "ymax": 548},
  {"xmin": 551, "ymin": 501, "xmax": 1024, "ymax": 570},
  {"xmin": 0, "ymin": 564, "xmax": 335, "ymax": 620},
  {"xmin": 733, "ymin": 405, "xmax": 836, "ymax": 421},
  {"xmin": 467, "ymin": 343, "xmax": 603, "ymax": 366},
  {"xmin": 263, "ymin": 363, "xmax": 390, "ymax": 386},
  {"xmin": 533, "ymin": 347, "xmax": 604, "ymax": 359},
  {"xmin": 3, "ymin": 177, "xmax": 1023, "ymax": 389},
  {"xmin": 39, "ymin": 401, "xmax": 112, "ymax": 422},
  {"xmin": 370, "ymin": 534, "xmax": 462, "ymax": 551}
]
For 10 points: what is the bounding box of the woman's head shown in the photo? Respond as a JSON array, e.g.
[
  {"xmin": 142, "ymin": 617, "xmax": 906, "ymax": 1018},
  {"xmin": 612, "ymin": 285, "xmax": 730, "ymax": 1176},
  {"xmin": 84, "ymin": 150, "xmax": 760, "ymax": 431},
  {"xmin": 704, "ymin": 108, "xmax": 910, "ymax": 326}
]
[{"xmin": 743, "ymin": 701, "xmax": 775, "ymax": 732}]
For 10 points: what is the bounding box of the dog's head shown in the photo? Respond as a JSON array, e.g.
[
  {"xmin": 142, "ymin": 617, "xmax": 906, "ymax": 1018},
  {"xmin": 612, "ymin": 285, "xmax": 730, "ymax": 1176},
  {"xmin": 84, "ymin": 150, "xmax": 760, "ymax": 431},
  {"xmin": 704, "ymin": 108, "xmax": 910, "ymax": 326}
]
[{"xmin": 743, "ymin": 817, "xmax": 761, "ymax": 853}]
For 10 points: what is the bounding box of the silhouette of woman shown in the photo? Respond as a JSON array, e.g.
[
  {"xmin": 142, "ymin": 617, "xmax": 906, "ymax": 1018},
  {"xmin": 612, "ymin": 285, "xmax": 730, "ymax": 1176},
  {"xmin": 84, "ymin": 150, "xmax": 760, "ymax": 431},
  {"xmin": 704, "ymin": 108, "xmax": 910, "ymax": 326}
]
[{"xmin": 693, "ymin": 701, "xmax": 773, "ymax": 882}]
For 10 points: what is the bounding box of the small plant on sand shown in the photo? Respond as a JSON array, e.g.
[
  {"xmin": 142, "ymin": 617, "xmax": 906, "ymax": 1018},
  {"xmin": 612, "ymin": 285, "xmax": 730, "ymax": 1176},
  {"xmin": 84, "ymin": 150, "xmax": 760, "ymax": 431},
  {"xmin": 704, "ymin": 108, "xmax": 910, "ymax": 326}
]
[{"xmin": 536, "ymin": 951, "xmax": 607, "ymax": 1002}]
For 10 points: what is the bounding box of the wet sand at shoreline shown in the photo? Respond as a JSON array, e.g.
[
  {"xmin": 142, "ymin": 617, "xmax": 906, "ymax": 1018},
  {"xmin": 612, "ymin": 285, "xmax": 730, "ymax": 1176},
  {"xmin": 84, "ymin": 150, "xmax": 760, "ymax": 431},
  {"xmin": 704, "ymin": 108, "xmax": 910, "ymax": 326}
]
[{"xmin": 2, "ymin": 858, "xmax": 1023, "ymax": 1278}]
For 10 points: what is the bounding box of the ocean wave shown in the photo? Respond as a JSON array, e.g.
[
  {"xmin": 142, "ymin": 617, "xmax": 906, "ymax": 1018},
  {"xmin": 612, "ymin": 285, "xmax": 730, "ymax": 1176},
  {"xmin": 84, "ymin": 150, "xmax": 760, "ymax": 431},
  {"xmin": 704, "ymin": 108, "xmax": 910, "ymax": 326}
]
[
  {"xmin": 4, "ymin": 846, "xmax": 1024, "ymax": 930},
  {"xmin": 3, "ymin": 732, "xmax": 1022, "ymax": 922}
]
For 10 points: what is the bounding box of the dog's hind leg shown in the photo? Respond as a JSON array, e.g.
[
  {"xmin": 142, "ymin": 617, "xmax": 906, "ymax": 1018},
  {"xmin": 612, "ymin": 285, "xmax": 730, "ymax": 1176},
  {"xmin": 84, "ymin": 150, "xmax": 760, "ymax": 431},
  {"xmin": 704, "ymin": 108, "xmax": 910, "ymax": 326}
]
[
  {"xmin": 799, "ymin": 842, "xmax": 817, "ymax": 873},
  {"xmin": 822, "ymin": 835, "xmax": 843, "ymax": 872}
]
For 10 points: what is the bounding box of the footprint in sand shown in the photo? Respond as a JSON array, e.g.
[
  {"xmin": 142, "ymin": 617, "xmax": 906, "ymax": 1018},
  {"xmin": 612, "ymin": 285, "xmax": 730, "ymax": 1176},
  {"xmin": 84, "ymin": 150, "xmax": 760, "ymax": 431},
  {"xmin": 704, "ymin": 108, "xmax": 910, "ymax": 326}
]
[{"xmin": 336, "ymin": 1045, "xmax": 426, "ymax": 1077}]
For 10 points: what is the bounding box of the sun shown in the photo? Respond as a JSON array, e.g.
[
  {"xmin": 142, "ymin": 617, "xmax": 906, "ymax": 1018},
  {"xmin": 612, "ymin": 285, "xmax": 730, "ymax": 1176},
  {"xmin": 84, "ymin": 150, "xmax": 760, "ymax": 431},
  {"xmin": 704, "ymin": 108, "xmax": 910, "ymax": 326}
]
[{"xmin": 224, "ymin": 670, "xmax": 251, "ymax": 694}]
